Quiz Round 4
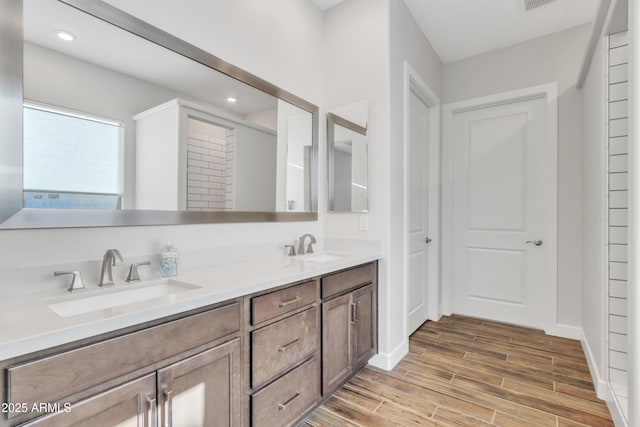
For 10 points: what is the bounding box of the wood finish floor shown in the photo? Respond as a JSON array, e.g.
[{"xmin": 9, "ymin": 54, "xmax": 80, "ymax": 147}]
[{"xmin": 300, "ymin": 315, "xmax": 614, "ymax": 426}]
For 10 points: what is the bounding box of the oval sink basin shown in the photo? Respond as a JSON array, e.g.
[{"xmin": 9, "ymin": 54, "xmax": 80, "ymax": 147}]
[
  {"xmin": 47, "ymin": 279, "xmax": 201, "ymax": 318},
  {"xmin": 298, "ymin": 253, "xmax": 348, "ymax": 263}
]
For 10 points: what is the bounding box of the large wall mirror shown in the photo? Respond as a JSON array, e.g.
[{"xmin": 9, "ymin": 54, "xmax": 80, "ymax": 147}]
[
  {"xmin": 327, "ymin": 102, "xmax": 368, "ymax": 213},
  {"xmin": 0, "ymin": 0, "xmax": 318, "ymax": 229}
]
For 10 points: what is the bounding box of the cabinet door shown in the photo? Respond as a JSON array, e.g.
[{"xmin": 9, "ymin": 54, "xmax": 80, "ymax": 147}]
[
  {"xmin": 157, "ymin": 339, "xmax": 241, "ymax": 427},
  {"xmin": 321, "ymin": 293, "xmax": 352, "ymax": 395},
  {"xmin": 19, "ymin": 374, "xmax": 156, "ymax": 427},
  {"xmin": 352, "ymin": 284, "xmax": 377, "ymax": 371}
]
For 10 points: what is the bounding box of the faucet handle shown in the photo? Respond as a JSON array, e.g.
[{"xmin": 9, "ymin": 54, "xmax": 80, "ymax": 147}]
[
  {"xmin": 54, "ymin": 271, "xmax": 86, "ymax": 292},
  {"xmin": 306, "ymin": 242, "xmax": 315, "ymax": 254},
  {"xmin": 126, "ymin": 261, "xmax": 150, "ymax": 283},
  {"xmin": 284, "ymin": 245, "xmax": 296, "ymax": 256}
]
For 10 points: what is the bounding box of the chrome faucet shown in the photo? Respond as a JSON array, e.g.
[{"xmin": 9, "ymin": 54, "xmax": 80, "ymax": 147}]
[
  {"xmin": 98, "ymin": 249, "xmax": 123, "ymax": 286},
  {"xmin": 297, "ymin": 234, "xmax": 316, "ymax": 255}
]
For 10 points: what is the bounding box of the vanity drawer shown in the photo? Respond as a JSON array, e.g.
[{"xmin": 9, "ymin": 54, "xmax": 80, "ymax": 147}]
[
  {"xmin": 251, "ymin": 357, "xmax": 320, "ymax": 427},
  {"xmin": 251, "ymin": 280, "xmax": 318, "ymax": 325},
  {"xmin": 321, "ymin": 262, "xmax": 376, "ymax": 299},
  {"xmin": 7, "ymin": 302, "xmax": 239, "ymax": 414},
  {"xmin": 251, "ymin": 307, "xmax": 318, "ymax": 389}
]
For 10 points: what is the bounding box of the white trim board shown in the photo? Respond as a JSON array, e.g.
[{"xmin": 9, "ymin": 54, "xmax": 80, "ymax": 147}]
[
  {"xmin": 608, "ymin": 382, "xmax": 630, "ymax": 427},
  {"xmin": 402, "ymin": 61, "xmax": 442, "ymax": 332},
  {"xmin": 442, "ymin": 82, "xmax": 560, "ymax": 334},
  {"xmin": 582, "ymin": 328, "xmax": 628, "ymax": 426},
  {"xmin": 581, "ymin": 329, "xmax": 609, "ymax": 400},
  {"xmin": 369, "ymin": 339, "xmax": 408, "ymax": 371}
]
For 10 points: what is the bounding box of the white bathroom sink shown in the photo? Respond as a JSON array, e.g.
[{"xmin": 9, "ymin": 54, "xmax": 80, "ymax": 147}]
[
  {"xmin": 46, "ymin": 279, "xmax": 201, "ymax": 318},
  {"xmin": 298, "ymin": 253, "xmax": 349, "ymax": 263}
]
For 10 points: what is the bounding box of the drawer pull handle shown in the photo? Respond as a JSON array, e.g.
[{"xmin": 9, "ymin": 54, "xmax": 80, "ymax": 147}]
[
  {"xmin": 163, "ymin": 387, "xmax": 173, "ymax": 427},
  {"xmin": 351, "ymin": 301, "xmax": 359, "ymax": 323},
  {"xmin": 278, "ymin": 338, "xmax": 300, "ymax": 352},
  {"xmin": 146, "ymin": 395, "xmax": 157, "ymax": 427},
  {"xmin": 278, "ymin": 392, "xmax": 301, "ymax": 411},
  {"xmin": 278, "ymin": 296, "xmax": 301, "ymax": 307}
]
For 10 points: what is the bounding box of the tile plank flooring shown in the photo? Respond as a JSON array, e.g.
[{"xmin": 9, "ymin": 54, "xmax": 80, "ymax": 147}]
[{"xmin": 300, "ymin": 315, "xmax": 613, "ymax": 426}]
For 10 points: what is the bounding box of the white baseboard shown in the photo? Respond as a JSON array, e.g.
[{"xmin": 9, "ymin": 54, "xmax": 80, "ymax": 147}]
[
  {"xmin": 369, "ymin": 339, "xmax": 408, "ymax": 371},
  {"xmin": 579, "ymin": 329, "xmax": 609, "ymax": 400},
  {"xmin": 579, "ymin": 328, "xmax": 629, "ymax": 425},
  {"xmin": 607, "ymin": 382, "xmax": 629, "ymax": 427},
  {"xmin": 546, "ymin": 323, "xmax": 582, "ymax": 340}
]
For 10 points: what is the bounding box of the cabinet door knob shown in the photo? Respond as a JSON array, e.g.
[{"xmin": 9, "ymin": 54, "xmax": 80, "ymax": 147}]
[
  {"xmin": 425, "ymin": 237, "xmax": 432, "ymax": 244},
  {"xmin": 525, "ymin": 239, "xmax": 543, "ymax": 246}
]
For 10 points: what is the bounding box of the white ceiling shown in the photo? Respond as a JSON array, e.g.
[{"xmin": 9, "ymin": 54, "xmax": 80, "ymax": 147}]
[
  {"xmin": 312, "ymin": 0, "xmax": 600, "ymax": 63},
  {"xmin": 24, "ymin": 0, "xmax": 278, "ymax": 117},
  {"xmin": 403, "ymin": 0, "xmax": 600, "ymax": 63},
  {"xmin": 311, "ymin": 0, "xmax": 345, "ymax": 10}
]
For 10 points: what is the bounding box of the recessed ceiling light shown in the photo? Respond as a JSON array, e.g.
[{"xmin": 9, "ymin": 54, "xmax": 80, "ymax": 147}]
[
  {"xmin": 226, "ymin": 97, "xmax": 237, "ymax": 103},
  {"xmin": 55, "ymin": 30, "xmax": 76, "ymax": 42}
]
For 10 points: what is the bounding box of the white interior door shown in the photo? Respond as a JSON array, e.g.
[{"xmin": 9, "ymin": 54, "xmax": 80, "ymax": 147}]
[
  {"xmin": 451, "ymin": 95, "xmax": 548, "ymax": 329},
  {"xmin": 407, "ymin": 89, "xmax": 431, "ymax": 334}
]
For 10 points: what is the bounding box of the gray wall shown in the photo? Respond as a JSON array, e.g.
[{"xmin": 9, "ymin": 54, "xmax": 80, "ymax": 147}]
[
  {"xmin": 322, "ymin": 0, "xmax": 394, "ymax": 366},
  {"xmin": 581, "ymin": 32, "xmax": 607, "ymax": 394},
  {"xmin": 323, "ymin": 0, "xmax": 444, "ymax": 368},
  {"xmin": 389, "ymin": 0, "xmax": 444, "ymax": 320},
  {"xmin": 444, "ymin": 23, "xmax": 591, "ymax": 328},
  {"xmin": 323, "ymin": 0, "xmax": 390, "ymax": 240}
]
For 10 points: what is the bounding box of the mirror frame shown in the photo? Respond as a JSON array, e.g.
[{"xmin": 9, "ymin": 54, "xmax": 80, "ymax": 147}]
[
  {"xmin": 327, "ymin": 112, "xmax": 368, "ymax": 213},
  {"xmin": 0, "ymin": 0, "xmax": 318, "ymax": 229}
]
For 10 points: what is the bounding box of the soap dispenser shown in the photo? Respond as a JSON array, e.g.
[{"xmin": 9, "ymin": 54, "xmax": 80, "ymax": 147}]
[{"xmin": 161, "ymin": 242, "xmax": 178, "ymax": 277}]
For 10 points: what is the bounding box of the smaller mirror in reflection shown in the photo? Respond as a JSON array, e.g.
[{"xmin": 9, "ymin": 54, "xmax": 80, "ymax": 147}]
[{"xmin": 328, "ymin": 106, "xmax": 368, "ymax": 213}]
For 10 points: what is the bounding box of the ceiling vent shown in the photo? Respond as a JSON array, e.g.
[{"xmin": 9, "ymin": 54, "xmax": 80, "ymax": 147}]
[{"xmin": 524, "ymin": 0, "xmax": 556, "ymax": 11}]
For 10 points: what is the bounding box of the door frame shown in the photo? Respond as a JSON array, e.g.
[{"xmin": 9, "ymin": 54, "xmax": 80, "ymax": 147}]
[
  {"xmin": 442, "ymin": 82, "xmax": 559, "ymax": 333},
  {"xmin": 403, "ymin": 61, "xmax": 441, "ymax": 331}
]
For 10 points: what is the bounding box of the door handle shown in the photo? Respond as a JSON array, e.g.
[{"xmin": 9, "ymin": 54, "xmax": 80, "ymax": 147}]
[
  {"xmin": 146, "ymin": 395, "xmax": 157, "ymax": 427},
  {"xmin": 162, "ymin": 387, "xmax": 173, "ymax": 427},
  {"xmin": 425, "ymin": 237, "xmax": 432, "ymax": 244},
  {"xmin": 525, "ymin": 240, "xmax": 543, "ymax": 246},
  {"xmin": 277, "ymin": 392, "xmax": 301, "ymax": 411},
  {"xmin": 351, "ymin": 301, "xmax": 359, "ymax": 324}
]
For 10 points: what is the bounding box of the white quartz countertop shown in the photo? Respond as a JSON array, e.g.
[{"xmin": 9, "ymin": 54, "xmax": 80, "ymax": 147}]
[{"xmin": 0, "ymin": 249, "xmax": 379, "ymax": 361}]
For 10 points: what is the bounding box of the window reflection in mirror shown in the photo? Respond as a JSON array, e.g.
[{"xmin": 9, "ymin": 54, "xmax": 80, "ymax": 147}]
[
  {"xmin": 23, "ymin": 102, "xmax": 123, "ymax": 209},
  {"xmin": 327, "ymin": 102, "xmax": 368, "ymax": 213},
  {"xmin": 22, "ymin": 0, "xmax": 314, "ymax": 214}
]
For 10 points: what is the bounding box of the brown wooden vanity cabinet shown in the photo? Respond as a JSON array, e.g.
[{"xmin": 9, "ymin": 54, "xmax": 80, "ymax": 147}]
[
  {"xmin": 157, "ymin": 339, "xmax": 241, "ymax": 427},
  {"xmin": 16, "ymin": 374, "xmax": 157, "ymax": 427},
  {"xmin": 321, "ymin": 263, "xmax": 377, "ymax": 396},
  {"xmin": 2, "ymin": 260, "xmax": 378, "ymax": 427},
  {"xmin": 4, "ymin": 302, "xmax": 242, "ymax": 427},
  {"xmin": 245, "ymin": 279, "xmax": 321, "ymax": 427}
]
